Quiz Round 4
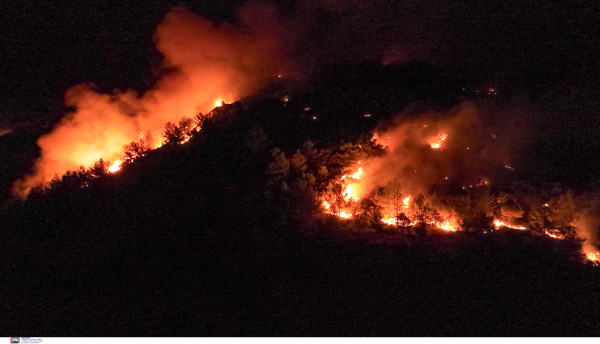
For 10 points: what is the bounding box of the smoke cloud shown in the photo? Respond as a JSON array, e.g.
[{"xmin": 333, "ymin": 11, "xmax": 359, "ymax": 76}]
[
  {"xmin": 349, "ymin": 102, "xmax": 524, "ymax": 200},
  {"xmin": 13, "ymin": 6, "xmax": 285, "ymax": 197}
]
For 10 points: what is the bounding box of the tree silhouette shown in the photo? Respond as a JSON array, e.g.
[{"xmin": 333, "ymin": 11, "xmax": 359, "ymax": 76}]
[
  {"xmin": 123, "ymin": 139, "xmax": 150, "ymax": 164},
  {"xmin": 90, "ymin": 158, "xmax": 109, "ymax": 177},
  {"xmin": 161, "ymin": 122, "xmax": 185, "ymax": 145},
  {"xmin": 549, "ymin": 192, "xmax": 579, "ymax": 238},
  {"xmin": 413, "ymin": 194, "xmax": 443, "ymax": 236},
  {"xmin": 395, "ymin": 212, "xmax": 412, "ymax": 234},
  {"xmin": 265, "ymin": 148, "xmax": 290, "ymax": 181},
  {"xmin": 461, "ymin": 210, "xmax": 494, "ymax": 233}
]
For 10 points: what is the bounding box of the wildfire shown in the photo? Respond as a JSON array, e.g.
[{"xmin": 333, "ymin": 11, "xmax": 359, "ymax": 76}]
[
  {"xmin": 316, "ymin": 126, "xmax": 600, "ymax": 266},
  {"xmin": 350, "ymin": 167, "xmax": 364, "ymax": 179},
  {"xmin": 381, "ymin": 218, "xmax": 396, "ymax": 226},
  {"xmin": 429, "ymin": 134, "xmax": 448, "ymax": 149},
  {"xmin": 339, "ymin": 211, "xmax": 353, "ymax": 219},
  {"xmin": 493, "ymin": 220, "xmax": 527, "ymax": 230},
  {"xmin": 12, "ymin": 9, "xmax": 284, "ymax": 197},
  {"xmin": 438, "ymin": 220, "xmax": 458, "ymax": 232},
  {"xmin": 108, "ymin": 160, "xmax": 122, "ymax": 173},
  {"xmin": 544, "ymin": 229, "xmax": 565, "ymax": 240},
  {"xmin": 321, "ymin": 201, "xmax": 354, "ymax": 219},
  {"xmin": 343, "ymin": 184, "xmax": 358, "ymax": 201}
]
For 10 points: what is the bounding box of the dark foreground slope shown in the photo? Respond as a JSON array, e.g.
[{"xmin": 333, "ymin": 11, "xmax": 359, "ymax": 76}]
[{"xmin": 2, "ymin": 64, "xmax": 600, "ymax": 336}]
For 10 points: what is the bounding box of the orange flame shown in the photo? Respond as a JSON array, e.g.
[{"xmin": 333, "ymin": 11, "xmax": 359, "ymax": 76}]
[
  {"xmin": 429, "ymin": 133, "xmax": 448, "ymax": 149},
  {"xmin": 108, "ymin": 161, "xmax": 122, "ymax": 173},
  {"xmin": 544, "ymin": 229, "xmax": 565, "ymax": 240},
  {"xmin": 13, "ymin": 8, "xmax": 285, "ymax": 197},
  {"xmin": 437, "ymin": 220, "xmax": 458, "ymax": 232},
  {"xmin": 493, "ymin": 220, "xmax": 527, "ymax": 230}
]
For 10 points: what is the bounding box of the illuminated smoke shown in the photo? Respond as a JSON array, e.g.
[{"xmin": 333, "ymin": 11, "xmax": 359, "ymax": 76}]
[
  {"xmin": 573, "ymin": 205, "xmax": 600, "ymax": 262},
  {"xmin": 349, "ymin": 102, "xmax": 513, "ymax": 200},
  {"xmin": 318, "ymin": 102, "xmax": 521, "ymax": 231},
  {"xmin": 317, "ymin": 102, "xmax": 600, "ymax": 261},
  {"xmin": 13, "ymin": 7, "xmax": 285, "ymax": 197}
]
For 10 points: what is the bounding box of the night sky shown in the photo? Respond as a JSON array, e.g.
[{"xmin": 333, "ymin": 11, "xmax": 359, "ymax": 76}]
[{"xmin": 2, "ymin": 0, "xmax": 598, "ymax": 122}]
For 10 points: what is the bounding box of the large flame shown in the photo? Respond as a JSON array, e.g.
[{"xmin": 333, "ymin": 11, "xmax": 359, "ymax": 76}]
[
  {"xmin": 13, "ymin": 7, "xmax": 285, "ymax": 197},
  {"xmin": 108, "ymin": 160, "xmax": 122, "ymax": 173},
  {"xmin": 316, "ymin": 105, "xmax": 599, "ymax": 262}
]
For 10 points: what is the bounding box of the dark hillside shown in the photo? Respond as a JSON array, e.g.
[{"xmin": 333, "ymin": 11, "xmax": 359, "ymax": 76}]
[{"xmin": 2, "ymin": 84, "xmax": 600, "ymax": 335}]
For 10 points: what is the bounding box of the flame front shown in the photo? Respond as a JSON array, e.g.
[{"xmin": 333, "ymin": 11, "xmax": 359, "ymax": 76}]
[
  {"xmin": 493, "ymin": 220, "xmax": 527, "ymax": 231},
  {"xmin": 13, "ymin": 8, "xmax": 284, "ymax": 197},
  {"xmin": 430, "ymin": 133, "xmax": 447, "ymax": 149},
  {"xmin": 108, "ymin": 161, "xmax": 122, "ymax": 173}
]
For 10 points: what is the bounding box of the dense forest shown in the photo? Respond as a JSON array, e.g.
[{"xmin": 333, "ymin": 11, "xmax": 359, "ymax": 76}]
[{"xmin": 2, "ymin": 62, "xmax": 600, "ymax": 336}]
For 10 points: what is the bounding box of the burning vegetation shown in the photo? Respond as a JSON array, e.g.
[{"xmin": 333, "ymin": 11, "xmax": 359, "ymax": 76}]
[
  {"xmin": 12, "ymin": 85, "xmax": 600, "ymax": 264},
  {"xmin": 257, "ymin": 103, "xmax": 600, "ymax": 263},
  {"xmin": 12, "ymin": 7, "xmax": 285, "ymax": 197},
  {"xmin": 4, "ymin": 71, "xmax": 600, "ymax": 335},
  {"xmin": 4, "ymin": 2, "xmax": 600, "ymax": 336}
]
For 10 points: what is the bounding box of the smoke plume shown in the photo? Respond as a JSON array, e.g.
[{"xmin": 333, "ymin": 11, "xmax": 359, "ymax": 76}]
[
  {"xmin": 13, "ymin": 6, "xmax": 285, "ymax": 197},
  {"xmin": 350, "ymin": 102, "xmax": 524, "ymax": 200}
]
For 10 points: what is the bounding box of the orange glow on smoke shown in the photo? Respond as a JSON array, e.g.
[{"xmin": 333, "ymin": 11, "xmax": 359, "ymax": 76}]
[
  {"xmin": 314, "ymin": 105, "xmax": 599, "ymax": 262},
  {"xmin": 13, "ymin": 7, "xmax": 285, "ymax": 197}
]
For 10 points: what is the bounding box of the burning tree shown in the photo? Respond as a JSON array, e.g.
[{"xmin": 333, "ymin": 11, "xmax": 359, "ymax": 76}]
[
  {"xmin": 412, "ymin": 194, "xmax": 443, "ymax": 236},
  {"xmin": 122, "ymin": 138, "xmax": 150, "ymax": 165}
]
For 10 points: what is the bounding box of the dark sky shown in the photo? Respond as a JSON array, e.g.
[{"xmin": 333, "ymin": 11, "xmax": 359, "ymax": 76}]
[{"xmin": 1, "ymin": 0, "xmax": 599, "ymax": 125}]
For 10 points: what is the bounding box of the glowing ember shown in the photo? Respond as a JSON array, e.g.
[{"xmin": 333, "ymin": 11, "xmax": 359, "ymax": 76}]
[
  {"xmin": 494, "ymin": 220, "xmax": 527, "ymax": 230},
  {"xmin": 544, "ymin": 229, "xmax": 565, "ymax": 240},
  {"xmin": 321, "ymin": 201, "xmax": 353, "ymax": 219},
  {"xmin": 429, "ymin": 134, "xmax": 448, "ymax": 149},
  {"xmin": 381, "ymin": 218, "xmax": 396, "ymax": 225},
  {"xmin": 437, "ymin": 220, "xmax": 458, "ymax": 232},
  {"xmin": 350, "ymin": 167, "xmax": 363, "ymax": 179},
  {"xmin": 339, "ymin": 211, "xmax": 353, "ymax": 219},
  {"xmin": 108, "ymin": 161, "xmax": 122, "ymax": 173},
  {"xmin": 587, "ymin": 252, "xmax": 599, "ymax": 262}
]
